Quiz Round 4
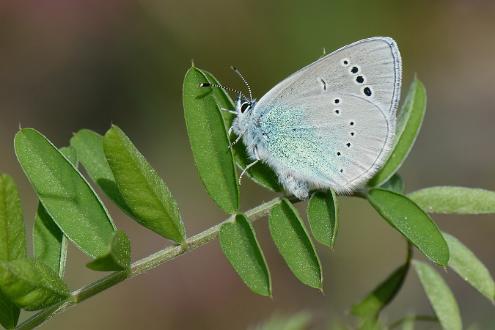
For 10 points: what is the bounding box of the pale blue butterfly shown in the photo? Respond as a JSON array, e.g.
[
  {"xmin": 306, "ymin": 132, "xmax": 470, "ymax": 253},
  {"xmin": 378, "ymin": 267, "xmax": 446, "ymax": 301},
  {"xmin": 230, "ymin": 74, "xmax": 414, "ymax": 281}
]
[{"xmin": 207, "ymin": 37, "xmax": 402, "ymax": 199}]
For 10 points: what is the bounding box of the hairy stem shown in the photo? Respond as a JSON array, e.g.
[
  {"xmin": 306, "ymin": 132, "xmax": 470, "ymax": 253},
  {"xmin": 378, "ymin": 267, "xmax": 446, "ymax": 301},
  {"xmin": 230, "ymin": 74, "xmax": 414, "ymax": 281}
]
[{"xmin": 16, "ymin": 196, "xmax": 288, "ymax": 330}]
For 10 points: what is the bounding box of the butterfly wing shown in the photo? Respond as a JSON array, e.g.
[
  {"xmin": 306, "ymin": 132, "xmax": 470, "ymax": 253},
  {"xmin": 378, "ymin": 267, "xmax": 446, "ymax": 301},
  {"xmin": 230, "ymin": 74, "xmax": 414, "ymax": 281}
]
[{"xmin": 253, "ymin": 37, "xmax": 401, "ymax": 193}]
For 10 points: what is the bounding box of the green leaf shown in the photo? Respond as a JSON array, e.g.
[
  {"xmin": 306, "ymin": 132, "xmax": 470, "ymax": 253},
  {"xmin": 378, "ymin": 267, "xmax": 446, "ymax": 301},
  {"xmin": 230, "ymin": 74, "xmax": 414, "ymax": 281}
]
[
  {"xmin": 33, "ymin": 147, "xmax": 76, "ymax": 278},
  {"xmin": 33, "ymin": 205, "xmax": 68, "ymax": 278},
  {"xmin": 379, "ymin": 174, "xmax": 405, "ymax": 194},
  {"xmin": 219, "ymin": 214, "xmax": 271, "ymax": 296},
  {"xmin": 0, "ymin": 290, "xmax": 20, "ymax": 329},
  {"xmin": 369, "ymin": 78, "xmax": 427, "ymax": 186},
  {"xmin": 408, "ymin": 186, "xmax": 495, "ymax": 214},
  {"xmin": 269, "ymin": 199, "xmax": 322, "ymax": 289},
  {"xmin": 70, "ymin": 129, "xmax": 132, "ymax": 214},
  {"xmin": 103, "ymin": 125, "xmax": 185, "ymax": 243},
  {"xmin": 0, "ymin": 174, "xmax": 24, "ymax": 330},
  {"xmin": 367, "ymin": 189, "xmax": 449, "ymax": 266},
  {"xmin": 0, "ymin": 259, "xmax": 70, "ymax": 311},
  {"xmin": 199, "ymin": 71, "xmax": 236, "ymax": 125},
  {"xmin": 182, "ymin": 66, "xmax": 239, "ymax": 214},
  {"xmin": 87, "ymin": 230, "xmax": 131, "ymax": 272},
  {"xmin": 307, "ymin": 190, "xmax": 338, "ymax": 248},
  {"xmin": 443, "ymin": 232, "xmax": 495, "ymax": 301},
  {"xmin": 59, "ymin": 146, "xmax": 77, "ymax": 165},
  {"xmin": 413, "ymin": 260, "xmax": 462, "ymax": 330},
  {"xmin": 201, "ymin": 69, "xmax": 282, "ymax": 192},
  {"xmin": 352, "ymin": 263, "xmax": 409, "ymax": 322},
  {"xmin": 14, "ymin": 128, "xmax": 116, "ymax": 258},
  {"xmin": 0, "ymin": 174, "xmax": 26, "ymax": 262}
]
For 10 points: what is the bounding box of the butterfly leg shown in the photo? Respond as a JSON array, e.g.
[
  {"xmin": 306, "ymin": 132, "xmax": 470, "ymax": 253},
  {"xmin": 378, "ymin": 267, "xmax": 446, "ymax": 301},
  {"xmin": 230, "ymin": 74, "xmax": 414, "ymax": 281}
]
[
  {"xmin": 238, "ymin": 147, "xmax": 260, "ymax": 185},
  {"xmin": 228, "ymin": 129, "xmax": 246, "ymax": 150},
  {"xmin": 227, "ymin": 126, "xmax": 235, "ymax": 149},
  {"xmin": 280, "ymin": 172, "xmax": 309, "ymax": 200}
]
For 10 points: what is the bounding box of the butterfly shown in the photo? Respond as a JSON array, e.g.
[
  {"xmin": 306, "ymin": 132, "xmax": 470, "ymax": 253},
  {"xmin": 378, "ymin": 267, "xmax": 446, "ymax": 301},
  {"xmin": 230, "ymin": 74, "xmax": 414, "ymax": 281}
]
[{"xmin": 204, "ymin": 37, "xmax": 402, "ymax": 199}]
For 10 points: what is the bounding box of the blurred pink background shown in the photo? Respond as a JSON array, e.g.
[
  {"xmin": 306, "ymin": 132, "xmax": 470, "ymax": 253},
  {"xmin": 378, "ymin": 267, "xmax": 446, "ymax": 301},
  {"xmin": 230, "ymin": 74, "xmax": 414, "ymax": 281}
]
[{"xmin": 1, "ymin": 0, "xmax": 494, "ymax": 329}]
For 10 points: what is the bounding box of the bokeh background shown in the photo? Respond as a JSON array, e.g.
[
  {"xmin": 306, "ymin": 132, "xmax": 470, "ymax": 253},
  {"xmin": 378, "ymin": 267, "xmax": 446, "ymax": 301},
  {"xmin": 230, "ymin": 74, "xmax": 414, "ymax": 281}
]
[{"xmin": 1, "ymin": 0, "xmax": 495, "ymax": 329}]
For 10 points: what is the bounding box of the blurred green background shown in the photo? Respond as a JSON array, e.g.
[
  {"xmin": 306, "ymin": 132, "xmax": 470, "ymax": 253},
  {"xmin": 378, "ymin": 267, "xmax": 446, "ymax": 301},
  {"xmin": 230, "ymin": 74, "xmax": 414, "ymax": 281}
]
[{"xmin": 1, "ymin": 0, "xmax": 495, "ymax": 329}]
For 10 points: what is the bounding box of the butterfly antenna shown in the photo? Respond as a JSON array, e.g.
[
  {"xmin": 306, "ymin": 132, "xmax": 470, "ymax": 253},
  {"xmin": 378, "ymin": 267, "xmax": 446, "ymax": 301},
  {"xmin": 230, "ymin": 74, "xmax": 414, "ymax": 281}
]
[
  {"xmin": 199, "ymin": 82, "xmax": 245, "ymax": 98},
  {"xmin": 230, "ymin": 66, "xmax": 253, "ymax": 100}
]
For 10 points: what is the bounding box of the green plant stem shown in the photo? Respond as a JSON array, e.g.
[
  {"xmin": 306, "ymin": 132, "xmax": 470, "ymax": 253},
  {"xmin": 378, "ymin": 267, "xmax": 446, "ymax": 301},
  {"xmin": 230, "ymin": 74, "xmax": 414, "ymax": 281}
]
[{"xmin": 16, "ymin": 196, "xmax": 288, "ymax": 330}]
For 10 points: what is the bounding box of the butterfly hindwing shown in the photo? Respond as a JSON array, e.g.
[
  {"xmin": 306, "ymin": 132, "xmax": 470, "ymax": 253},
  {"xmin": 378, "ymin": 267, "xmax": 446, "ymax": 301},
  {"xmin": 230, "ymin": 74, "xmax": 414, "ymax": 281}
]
[
  {"xmin": 260, "ymin": 94, "xmax": 392, "ymax": 192},
  {"xmin": 252, "ymin": 37, "xmax": 401, "ymax": 193}
]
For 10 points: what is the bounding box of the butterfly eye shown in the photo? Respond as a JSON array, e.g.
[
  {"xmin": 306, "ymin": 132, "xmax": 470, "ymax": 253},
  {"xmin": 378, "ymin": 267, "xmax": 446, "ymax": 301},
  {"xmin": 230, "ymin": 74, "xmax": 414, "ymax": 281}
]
[{"xmin": 240, "ymin": 102, "xmax": 251, "ymax": 113}]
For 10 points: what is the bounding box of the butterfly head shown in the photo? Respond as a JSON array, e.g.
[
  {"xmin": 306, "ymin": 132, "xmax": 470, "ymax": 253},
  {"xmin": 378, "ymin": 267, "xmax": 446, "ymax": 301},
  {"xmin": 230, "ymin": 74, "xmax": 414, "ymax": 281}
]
[
  {"xmin": 235, "ymin": 95, "xmax": 256, "ymax": 116},
  {"xmin": 232, "ymin": 95, "xmax": 256, "ymax": 136}
]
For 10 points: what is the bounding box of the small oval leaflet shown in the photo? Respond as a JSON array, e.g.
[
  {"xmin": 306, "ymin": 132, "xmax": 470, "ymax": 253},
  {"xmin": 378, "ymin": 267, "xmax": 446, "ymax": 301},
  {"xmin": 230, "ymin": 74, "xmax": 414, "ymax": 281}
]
[
  {"xmin": 15, "ymin": 128, "xmax": 116, "ymax": 258},
  {"xmin": 0, "ymin": 174, "xmax": 26, "ymax": 262},
  {"xmin": 219, "ymin": 214, "xmax": 271, "ymax": 297},
  {"xmin": 367, "ymin": 189, "xmax": 449, "ymax": 266},
  {"xmin": 0, "ymin": 290, "xmax": 19, "ymax": 329},
  {"xmin": 201, "ymin": 69, "xmax": 282, "ymax": 192},
  {"xmin": 87, "ymin": 230, "xmax": 131, "ymax": 272},
  {"xmin": 444, "ymin": 232, "xmax": 495, "ymax": 302},
  {"xmin": 307, "ymin": 190, "xmax": 338, "ymax": 248},
  {"xmin": 33, "ymin": 146, "xmax": 76, "ymax": 278},
  {"xmin": 0, "ymin": 174, "xmax": 25, "ymax": 329},
  {"xmin": 183, "ymin": 67, "xmax": 240, "ymax": 214},
  {"xmin": 409, "ymin": 186, "xmax": 495, "ymax": 214},
  {"xmin": 71, "ymin": 129, "xmax": 132, "ymax": 215},
  {"xmin": 0, "ymin": 259, "xmax": 70, "ymax": 311},
  {"xmin": 269, "ymin": 199, "xmax": 322, "ymax": 289},
  {"xmin": 33, "ymin": 205, "xmax": 67, "ymax": 278},
  {"xmin": 379, "ymin": 173, "xmax": 405, "ymax": 194},
  {"xmin": 369, "ymin": 78, "xmax": 427, "ymax": 186},
  {"xmin": 104, "ymin": 125, "xmax": 186, "ymax": 243},
  {"xmin": 352, "ymin": 263, "xmax": 409, "ymax": 323},
  {"xmin": 413, "ymin": 260, "xmax": 462, "ymax": 330}
]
